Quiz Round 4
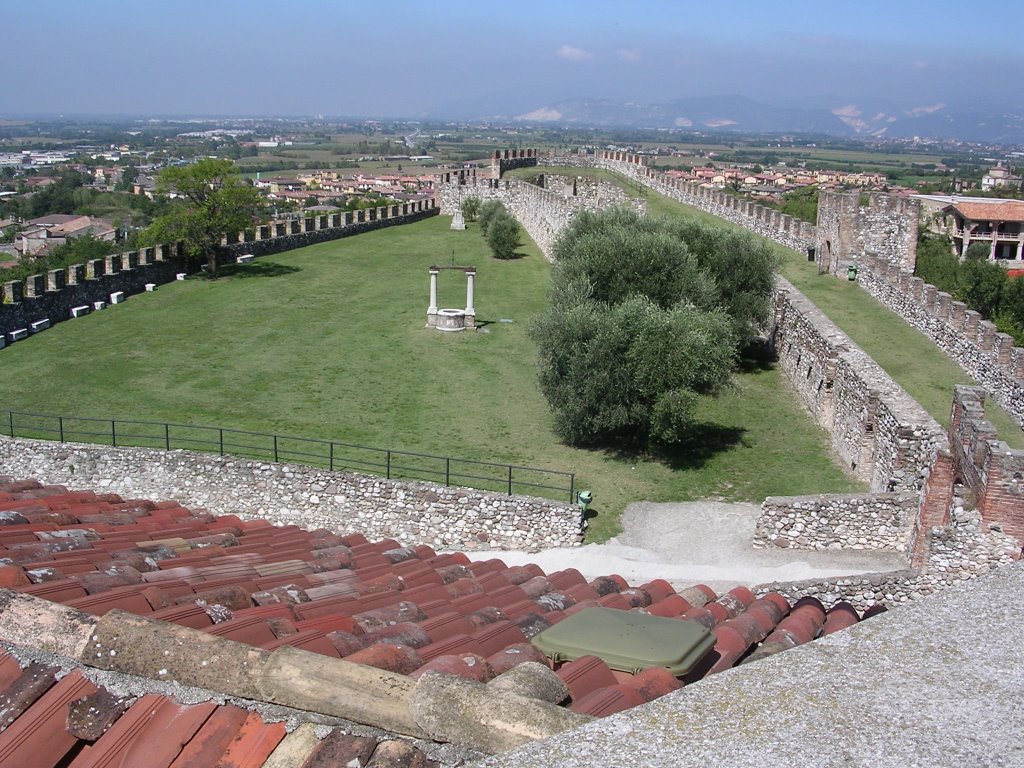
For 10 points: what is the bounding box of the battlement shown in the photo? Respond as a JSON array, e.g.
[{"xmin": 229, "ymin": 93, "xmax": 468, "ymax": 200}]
[
  {"xmin": 436, "ymin": 173, "xmax": 644, "ymax": 261},
  {"xmin": 816, "ymin": 190, "xmax": 920, "ymax": 276},
  {"xmin": 594, "ymin": 151, "xmax": 817, "ymax": 253},
  {"xmin": 0, "ymin": 199, "xmax": 438, "ymax": 342},
  {"xmin": 858, "ymin": 251, "xmax": 1024, "ymax": 427},
  {"xmin": 491, "ymin": 148, "xmax": 539, "ymax": 177}
]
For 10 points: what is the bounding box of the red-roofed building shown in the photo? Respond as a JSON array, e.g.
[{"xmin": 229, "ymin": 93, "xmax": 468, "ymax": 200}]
[{"xmin": 941, "ymin": 199, "xmax": 1024, "ymax": 264}]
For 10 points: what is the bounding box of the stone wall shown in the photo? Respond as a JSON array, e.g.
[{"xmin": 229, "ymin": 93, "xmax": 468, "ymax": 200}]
[
  {"xmin": 539, "ymin": 150, "xmax": 596, "ymax": 169},
  {"xmin": 0, "ymin": 436, "xmax": 584, "ymax": 552},
  {"xmin": 593, "ymin": 151, "xmax": 817, "ymax": 253},
  {"xmin": 491, "ymin": 148, "xmax": 539, "ymax": 177},
  {"xmin": 437, "ymin": 177, "xmax": 645, "ymax": 262},
  {"xmin": 815, "ymin": 190, "xmax": 919, "ymax": 276},
  {"xmin": 858, "ymin": 252, "xmax": 1024, "ymax": 427},
  {"xmin": 754, "ymin": 492, "xmax": 919, "ymax": 552},
  {"xmin": 949, "ymin": 386, "xmax": 1024, "ymax": 539},
  {"xmin": 754, "ymin": 507, "xmax": 1020, "ymax": 612},
  {"xmin": 1, "ymin": 201, "xmax": 438, "ymax": 342},
  {"xmin": 770, "ymin": 277, "xmax": 947, "ymax": 493}
]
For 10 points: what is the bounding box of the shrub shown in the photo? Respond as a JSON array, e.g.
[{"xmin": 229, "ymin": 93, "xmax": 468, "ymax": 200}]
[
  {"xmin": 485, "ymin": 212, "xmax": 521, "ymax": 260},
  {"xmin": 477, "ymin": 200, "xmax": 506, "ymax": 237},
  {"xmin": 461, "ymin": 196, "xmax": 481, "ymax": 222}
]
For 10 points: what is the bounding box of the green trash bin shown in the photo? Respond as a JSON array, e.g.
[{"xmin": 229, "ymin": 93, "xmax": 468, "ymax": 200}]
[{"xmin": 847, "ymin": 265, "xmax": 859, "ymax": 281}]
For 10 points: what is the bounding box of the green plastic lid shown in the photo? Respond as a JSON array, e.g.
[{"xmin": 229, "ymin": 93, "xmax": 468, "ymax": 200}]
[{"xmin": 531, "ymin": 607, "xmax": 715, "ymax": 676}]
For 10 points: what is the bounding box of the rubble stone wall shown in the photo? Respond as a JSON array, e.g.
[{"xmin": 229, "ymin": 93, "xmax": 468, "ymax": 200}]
[
  {"xmin": 0, "ymin": 437, "xmax": 584, "ymax": 552},
  {"xmin": 754, "ymin": 492, "xmax": 919, "ymax": 552},
  {"xmin": 858, "ymin": 253, "xmax": 1024, "ymax": 428}
]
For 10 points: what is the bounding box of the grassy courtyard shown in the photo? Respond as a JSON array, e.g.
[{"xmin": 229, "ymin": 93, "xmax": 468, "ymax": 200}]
[{"xmin": 0, "ymin": 213, "xmax": 861, "ymax": 541}]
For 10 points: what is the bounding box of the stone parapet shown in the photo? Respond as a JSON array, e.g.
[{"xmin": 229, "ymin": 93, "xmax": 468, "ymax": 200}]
[{"xmin": 0, "ymin": 436, "xmax": 584, "ymax": 552}]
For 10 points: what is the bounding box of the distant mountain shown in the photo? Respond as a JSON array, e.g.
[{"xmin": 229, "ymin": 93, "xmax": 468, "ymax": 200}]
[{"xmin": 484, "ymin": 95, "xmax": 1023, "ymax": 144}]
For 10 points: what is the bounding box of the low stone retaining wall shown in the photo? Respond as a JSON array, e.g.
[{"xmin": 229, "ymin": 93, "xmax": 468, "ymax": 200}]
[
  {"xmin": 0, "ymin": 437, "xmax": 584, "ymax": 552},
  {"xmin": 754, "ymin": 507, "xmax": 1020, "ymax": 611},
  {"xmin": 754, "ymin": 492, "xmax": 918, "ymax": 552}
]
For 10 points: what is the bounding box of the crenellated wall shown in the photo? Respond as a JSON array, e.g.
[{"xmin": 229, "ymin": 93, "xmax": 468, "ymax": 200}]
[
  {"xmin": 491, "ymin": 148, "xmax": 539, "ymax": 177},
  {"xmin": 593, "ymin": 150, "xmax": 817, "ymax": 253},
  {"xmin": 437, "ymin": 176, "xmax": 645, "ymax": 262},
  {"xmin": 858, "ymin": 252, "xmax": 1024, "ymax": 428},
  {"xmin": 815, "ymin": 190, "xmax": 919, "ymax": 276},
  {"xmin": 949, "ymin": 386, "xmax": 1024, "ymax": 539},
  {"xmin": 1, "ymin": 200, "xmax": 438, "ymax": 341}
]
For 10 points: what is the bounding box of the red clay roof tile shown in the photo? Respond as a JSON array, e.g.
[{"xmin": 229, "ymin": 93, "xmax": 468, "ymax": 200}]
[
  {"xmin": 556, "ymin": 655, "xmax": 618, "ymax": 702},
  {"xmin": 0, "ymin": 668, "xmax": 97, "ymax": 767},
  {"xmin": 68, "ymin": 694, "xmax": 216, "ymax": 768},
  {"xmin": 0, "ymin": 661, "xmax": 60, "ymax": 732}
]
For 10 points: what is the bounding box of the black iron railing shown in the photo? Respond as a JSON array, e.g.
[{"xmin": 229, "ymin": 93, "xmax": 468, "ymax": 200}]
[{"xmin": 2, "ymin": 409, "xmax": 575, "ymax": 503}]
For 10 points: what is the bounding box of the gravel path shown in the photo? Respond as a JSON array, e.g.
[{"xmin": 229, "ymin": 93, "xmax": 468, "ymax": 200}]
[{"xmin": 466, "ymin": 500, "xmax": 907, "ymax": 592}]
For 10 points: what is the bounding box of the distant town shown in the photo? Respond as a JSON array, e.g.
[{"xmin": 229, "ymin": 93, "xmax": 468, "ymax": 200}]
[{"xmin": 1, "ymin": 117, "xmax": 1022, "ymax": 273}]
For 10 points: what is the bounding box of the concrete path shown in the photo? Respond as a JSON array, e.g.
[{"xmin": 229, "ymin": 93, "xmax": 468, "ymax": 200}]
[{"xmin": 466, "ymin": 500, "xmax": 907, "ymax": 592}]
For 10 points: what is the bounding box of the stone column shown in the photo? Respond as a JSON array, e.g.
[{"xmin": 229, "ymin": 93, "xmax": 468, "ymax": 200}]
[
  {"xmin": 465, "ymin": 270, "xmax": 476, "ymax": 316},
  {"xmin": 427, "ymin": 269, "xmax": 439, "ymax": 327}
]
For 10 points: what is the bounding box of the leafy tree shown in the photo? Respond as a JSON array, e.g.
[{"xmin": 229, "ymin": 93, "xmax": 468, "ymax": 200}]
[
  {"xmin": 461, "ymin": 196, "xmax": 481, "ymax": 222},
  {"xmin": 477, "ymin": 200, "xmax": 506, "ymax": 237},
  {"xmin": 914, "ymin": 235, "xmax": 958, "ymax": 293},
  {"xmin": 663, "ymin": 218, "xmax": 779, "ymax": 344},
  {"xmin": 773, "ymin": 185, "xmax": 819, "ymax": 224},
  {"xmin": 485, "ymin": 212, "xmax": 521, "ymax": 259},
  {"xmin": 964, "ymin": 241, "xmax": 990, "ymax": 261},
  {"xmin": 140, "ymin": 159, "xmax": 263, "ymax": 277},
  {"xmin": 955, "ymin": 258, "xmax": 1006, "ymax": 318},
  {"xmin": 996, "ymin": 276, "xmax": 1024, "ymax": 342},
  {"xmin": 531, "ymin": 207, "xmax": 776, "ymax": 449}
]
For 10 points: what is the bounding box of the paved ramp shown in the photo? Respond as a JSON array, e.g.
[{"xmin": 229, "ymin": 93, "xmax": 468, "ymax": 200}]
[{"xmin": 467, "ymin": 500, "xmax": 908, "ymax": 592}]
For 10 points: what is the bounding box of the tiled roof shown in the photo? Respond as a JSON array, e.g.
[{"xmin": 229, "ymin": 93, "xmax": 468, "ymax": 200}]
[
  {"xmin": 946, "ymin": 199, "xmax": 1024, "ymax": 223},
  {"xmin": 0, "ymin": 478, "xmax": 886, "ymax": 762}
]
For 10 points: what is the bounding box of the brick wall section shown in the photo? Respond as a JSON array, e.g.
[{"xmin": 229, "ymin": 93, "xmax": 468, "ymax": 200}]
[
  {"xmin": 949, "ymin": 386, "xmax": 1024, "ymax": 540},
  {"xmin": 858, "ymin": 252, "xmax": 1024, "ymax": 428},
  {"xmin": 1, "ymin": 201, "xmax": 438, "ymax": 340},
  {"xmin": 0, "ymin": 436, "xmax": 584, "ymax": 552}
]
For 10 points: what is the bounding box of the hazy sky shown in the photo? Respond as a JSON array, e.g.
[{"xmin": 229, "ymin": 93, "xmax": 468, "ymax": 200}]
[{"xmin": 6, "ymin": 0, "xmax": 1023, "ymax": 118}]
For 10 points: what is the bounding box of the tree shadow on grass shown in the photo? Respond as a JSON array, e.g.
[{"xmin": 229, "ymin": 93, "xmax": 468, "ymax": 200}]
[
  {"xmin": 600, "ymin": 422, "xmax": 748, "ymax": 472},
  {"xmin": 219, "ymin": 262, "xmax": 301, "ymax": 279},
  {"xmin": 653, "ymin": 423, "xmax": 748, "ymax": 470},
  {"xmin": 736, "ymin": 338, "xmax": 777, "ymax": 374}
]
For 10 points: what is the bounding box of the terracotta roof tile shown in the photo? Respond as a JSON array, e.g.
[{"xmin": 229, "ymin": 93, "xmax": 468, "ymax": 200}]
[
  {"xmin": 0, "ymin": 668, "xmax": 97, "ymax": 767},
  {"xmin": 948, "ymin": 199, "xmax": 1024, "ymax": 223},
  {"xmin": 0, "ymin": 661, "xmax": 60, "ymax": 731},
  {"xmin": 68, "ymin": 695, "xmax": 216, "ymax": 768},
  {"xmin": 0, "ymin": 479, "xmax": 888, "ymax": 739}
]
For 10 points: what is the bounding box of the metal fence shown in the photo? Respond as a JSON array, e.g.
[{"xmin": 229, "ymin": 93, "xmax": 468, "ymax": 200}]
[{"xmin": 1, "ymin": 409, "xmax": 576, "ymax": 503}]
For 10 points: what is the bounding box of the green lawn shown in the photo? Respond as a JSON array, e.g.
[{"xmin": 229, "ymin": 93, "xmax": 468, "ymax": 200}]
[{"xmin": 0, "ymin": 213, "xmax": 861, "ymax": 541}]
